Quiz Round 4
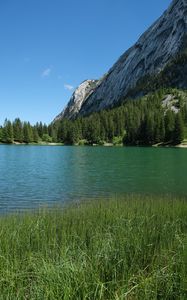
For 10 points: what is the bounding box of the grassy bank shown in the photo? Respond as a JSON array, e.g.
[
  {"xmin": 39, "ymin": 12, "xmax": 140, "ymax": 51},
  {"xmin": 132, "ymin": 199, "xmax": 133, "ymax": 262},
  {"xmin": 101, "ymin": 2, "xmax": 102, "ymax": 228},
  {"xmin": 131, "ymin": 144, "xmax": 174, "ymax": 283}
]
[{"xmin": 0, "ymin": 196, "xmax": 186, "ymax": 299}]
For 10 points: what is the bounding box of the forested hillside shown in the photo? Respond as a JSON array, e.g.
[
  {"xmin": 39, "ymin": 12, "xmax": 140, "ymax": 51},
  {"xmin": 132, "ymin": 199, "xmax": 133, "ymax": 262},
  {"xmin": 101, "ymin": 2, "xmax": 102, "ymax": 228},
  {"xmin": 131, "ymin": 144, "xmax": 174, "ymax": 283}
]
[
  {"xmin": 54, "ymin": 89, "xmax": 187, "ymax": 146},
  {"xmin": 1, "ymin": 88, "xmax": 186, "ymax": 146}
]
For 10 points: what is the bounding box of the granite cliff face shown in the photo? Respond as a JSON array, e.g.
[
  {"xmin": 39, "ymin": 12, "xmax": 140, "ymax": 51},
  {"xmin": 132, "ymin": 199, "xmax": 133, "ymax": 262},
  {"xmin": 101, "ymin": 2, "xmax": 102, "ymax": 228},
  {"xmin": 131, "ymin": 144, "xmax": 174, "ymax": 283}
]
[
  {"xmin": 55, "ymin": 0, "xmax": 187, "ymax": 120},
  {"xmin": 54, "ymin": 80, "xmax": 98, "ymax": 121}
]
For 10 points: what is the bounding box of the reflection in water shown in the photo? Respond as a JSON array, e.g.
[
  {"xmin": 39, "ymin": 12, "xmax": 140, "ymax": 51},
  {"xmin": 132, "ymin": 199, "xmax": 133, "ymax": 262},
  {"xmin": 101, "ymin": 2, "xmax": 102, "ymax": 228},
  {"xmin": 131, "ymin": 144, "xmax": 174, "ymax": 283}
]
[{"xmin": 0, "ymin": 145, "xmax": 186, "ymax": 212}]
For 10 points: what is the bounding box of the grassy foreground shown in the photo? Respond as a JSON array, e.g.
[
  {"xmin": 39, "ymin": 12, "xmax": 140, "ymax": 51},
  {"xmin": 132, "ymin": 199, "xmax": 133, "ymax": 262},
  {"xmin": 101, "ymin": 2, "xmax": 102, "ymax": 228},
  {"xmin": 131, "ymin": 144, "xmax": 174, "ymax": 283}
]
[{"xmin": 0, "ymin": 196, "xmax": 186, "ymax": 299}]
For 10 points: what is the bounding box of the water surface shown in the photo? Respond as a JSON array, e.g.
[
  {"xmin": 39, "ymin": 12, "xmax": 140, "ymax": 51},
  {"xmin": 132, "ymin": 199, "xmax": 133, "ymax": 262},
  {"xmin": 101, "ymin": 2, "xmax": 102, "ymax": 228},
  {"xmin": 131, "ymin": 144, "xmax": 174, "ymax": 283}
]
[{"xmin": 0, "ymin": 145, "xmax": 186, "ymax": 212}]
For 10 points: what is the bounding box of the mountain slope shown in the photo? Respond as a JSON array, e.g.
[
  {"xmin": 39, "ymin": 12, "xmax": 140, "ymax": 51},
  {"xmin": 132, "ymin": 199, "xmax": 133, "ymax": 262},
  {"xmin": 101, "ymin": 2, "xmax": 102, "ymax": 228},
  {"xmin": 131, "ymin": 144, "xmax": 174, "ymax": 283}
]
[
  {"xmin": 55, "ymin": 0, "xmax": 187, "ymax": 120},
  {"xmin": 54, "ymin": 80, "xmax": 98, "ymax": 121}
]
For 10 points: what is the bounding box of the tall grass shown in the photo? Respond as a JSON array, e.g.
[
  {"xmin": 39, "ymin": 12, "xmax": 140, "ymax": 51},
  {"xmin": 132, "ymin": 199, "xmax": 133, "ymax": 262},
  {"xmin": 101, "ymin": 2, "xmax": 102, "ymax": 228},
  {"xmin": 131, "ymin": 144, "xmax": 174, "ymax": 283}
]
[{"xmin": 0, "ymin": 196, "xmax": 186, "ymax": 299}]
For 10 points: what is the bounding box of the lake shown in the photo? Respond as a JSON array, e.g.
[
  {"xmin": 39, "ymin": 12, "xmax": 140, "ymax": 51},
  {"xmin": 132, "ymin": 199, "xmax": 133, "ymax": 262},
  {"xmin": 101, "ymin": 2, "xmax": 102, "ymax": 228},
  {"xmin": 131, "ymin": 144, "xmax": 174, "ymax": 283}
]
[{"xmin": 0, "ymin": 145, "xmax": 186, "ymax": 212}]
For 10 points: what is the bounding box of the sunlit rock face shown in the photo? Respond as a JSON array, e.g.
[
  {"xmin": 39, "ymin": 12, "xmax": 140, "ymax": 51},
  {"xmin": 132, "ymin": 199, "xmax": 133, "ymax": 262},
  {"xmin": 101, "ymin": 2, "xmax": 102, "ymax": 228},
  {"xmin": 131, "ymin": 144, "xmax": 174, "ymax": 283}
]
[
  {"xmin": 56, "ymin": 0, "xmax": 187, "ymax": 120},
  {"xmin": 54, "ymin": 80, "xmax": 98, "ymax": 121}
]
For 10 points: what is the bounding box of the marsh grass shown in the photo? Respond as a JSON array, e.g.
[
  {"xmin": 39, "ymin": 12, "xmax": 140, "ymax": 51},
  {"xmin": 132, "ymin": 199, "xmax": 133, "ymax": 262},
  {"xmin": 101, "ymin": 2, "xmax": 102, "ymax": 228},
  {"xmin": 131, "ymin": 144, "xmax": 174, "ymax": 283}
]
[{"xmin": 0, "ymin": 196, "xmax": 186, "ymax": 299}]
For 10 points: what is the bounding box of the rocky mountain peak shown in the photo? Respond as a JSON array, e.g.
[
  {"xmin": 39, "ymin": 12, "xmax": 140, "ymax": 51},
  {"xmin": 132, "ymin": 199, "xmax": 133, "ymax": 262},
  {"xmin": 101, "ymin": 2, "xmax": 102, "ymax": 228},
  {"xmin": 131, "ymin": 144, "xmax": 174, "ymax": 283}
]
[
  {"xmin": 54, "ymin": 80, "xmax": 98, "ymax": 121},
  {"xmin": 55, "ymin": 0, "xmax": 187, "ymax": 121}
]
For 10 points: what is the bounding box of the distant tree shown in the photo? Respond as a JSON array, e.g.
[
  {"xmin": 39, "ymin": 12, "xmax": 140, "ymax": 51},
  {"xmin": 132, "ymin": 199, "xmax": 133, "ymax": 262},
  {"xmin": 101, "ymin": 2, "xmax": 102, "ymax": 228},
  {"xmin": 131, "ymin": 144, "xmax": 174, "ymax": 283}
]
[
  {"xmin": 85, "ymin": 119, "xmax": 100, "ymax": 144},
  {"xmin": 13, "ymin": 118, "xmax": 23, "ymax": 142},
  {"xmin": 23, "ymin": 122, "xmax": 33, "ymax": 143},
  {"xmin": 114, "ymin": 110, "xmax": 124, "ymax": 137},
  {"xmin": 164, "ymin": 110, "xmax": 175, "ymax": 142},
  {"xmin": 2, "ymin": 119, "xmax": 14, "ymax": 143},
  {"xmin": 0, "ymin": 126, "xmax": 3, "ymax": 142},
  {"xmin": 144, "ymin": 113, "xmax": 155, "ymax": 144},
  {"xmin": 57, "ymin": 120, "xmax": 68, "ymax": 142},
  {"xmin": 42, "ymin": 133, "xmax": 52, "ymax": 143},
  {"xmin": 173, "ymin": 113, "xmax": 184, "ymax": 144},
  {"xmin": 32, "ymin": 126, "xmax": 40, "ymax": 143},
  {"xmin": 154, "ymin": 113, "xmax": 165, "ymax": 143},
  {"xmin": 66, "ymin": 123, "xmax": 79, "ymax": 145},
  {"xmin": 48, "ymin": 125, "xmax": 58, "ymax": 142},
  {"xmin": 107, "ymin": 116, "xmax": 115, "ymax": 141},
  {"xmin": 43, "ymin": 124, "xmax": 48, "ymax": 135},
  {"xmin": 36, "ymin": 122, "xmax": 43, "ymax": 139}
]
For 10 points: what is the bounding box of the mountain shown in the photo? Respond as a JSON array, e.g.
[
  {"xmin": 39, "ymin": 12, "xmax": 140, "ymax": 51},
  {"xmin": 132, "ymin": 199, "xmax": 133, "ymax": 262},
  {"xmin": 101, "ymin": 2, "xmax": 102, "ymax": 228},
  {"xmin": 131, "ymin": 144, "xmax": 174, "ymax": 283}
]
[
  {"xmin": 55, "ymin": 0, "xmax": 187, "ymax": 121},
  {"xmin": 54, "ymin": 80, "xmax": 98, "ymax": 122}
]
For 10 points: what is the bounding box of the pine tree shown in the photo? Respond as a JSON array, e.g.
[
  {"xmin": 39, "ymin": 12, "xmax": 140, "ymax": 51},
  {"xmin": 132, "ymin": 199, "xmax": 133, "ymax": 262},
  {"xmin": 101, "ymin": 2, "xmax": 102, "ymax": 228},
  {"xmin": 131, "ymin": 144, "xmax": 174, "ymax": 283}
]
[
  {"xmin": 165, "ymin": 110, "xmax": 175, "ymax": 142},
  {"xmin": 32, "ymin": 126, "xmax": 39, "ymax": 143},
  {"xmin": 51, "ymin": 127, "xmax": 58, "ymax": 142},
  {"xmin": 13, "ymin": 118, "xmax": 23, "ymax": 142},
  {"xmin": 58, "ymin": 121, "xmax": 68, "ymax": 142},
  {"xmin": 43, "ymin": 124, "xmax": 48, "ymax": 135},
  {"xmin": 173, "ymin": 113, "xmax": 184, "ymax": 144},
  {"xmin": 2, "ymin": 119, "xmax": 14, "ymax": 143},
  {"xmin": 66, "ymin": 123, "xmax": 79, "ymax": 144},
  {"xmin": 0, "ymin": 126, "xmax": 3, "ymax": 142},
  {"xmin": 36, "ymin": 122, "xmax": 43, "ymax": 139},
  {"xmin": 23, "ymin": 122, "xmax": 33, "ymax": 143},
  {"xmin": 145, "ymin": 113, "xmax": 155, "ymax": 144}
]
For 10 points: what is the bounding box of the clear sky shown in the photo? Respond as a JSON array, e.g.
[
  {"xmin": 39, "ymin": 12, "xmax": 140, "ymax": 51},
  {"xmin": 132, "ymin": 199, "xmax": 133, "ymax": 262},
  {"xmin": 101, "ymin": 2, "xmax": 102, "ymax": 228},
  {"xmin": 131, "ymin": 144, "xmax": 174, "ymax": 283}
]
[{"xmin": 0, "ymin": 0, "xmax": 171, "ymax": 125}]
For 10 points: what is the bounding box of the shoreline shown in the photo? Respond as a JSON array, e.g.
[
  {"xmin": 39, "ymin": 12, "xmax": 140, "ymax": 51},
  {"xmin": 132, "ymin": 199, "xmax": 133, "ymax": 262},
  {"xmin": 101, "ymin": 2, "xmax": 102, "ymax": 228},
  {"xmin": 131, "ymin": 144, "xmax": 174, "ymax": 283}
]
[
  {"xmin": 0, "ymin": 142, "xmax": 64, "ymax": 146},
  {"xmin": 0, "ymin": 142, "xmax": 187, "ymax": 148}
]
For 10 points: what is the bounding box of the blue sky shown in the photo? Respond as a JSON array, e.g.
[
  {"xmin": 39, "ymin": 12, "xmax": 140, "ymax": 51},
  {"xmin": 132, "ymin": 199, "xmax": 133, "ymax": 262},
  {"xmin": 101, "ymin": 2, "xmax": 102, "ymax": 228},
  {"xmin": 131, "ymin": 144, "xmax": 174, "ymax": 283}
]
[{"xmin": 0, "ymin": 0, "xmax": 171, "ymax": 125}]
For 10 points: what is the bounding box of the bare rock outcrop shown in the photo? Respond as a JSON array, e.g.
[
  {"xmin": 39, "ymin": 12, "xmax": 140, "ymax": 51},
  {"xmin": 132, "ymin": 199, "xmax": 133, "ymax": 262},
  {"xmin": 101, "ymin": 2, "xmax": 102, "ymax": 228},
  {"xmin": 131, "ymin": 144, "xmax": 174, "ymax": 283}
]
[{"xmin": 55, "ymin": 0, "xmax": 187, "ymax": 120}]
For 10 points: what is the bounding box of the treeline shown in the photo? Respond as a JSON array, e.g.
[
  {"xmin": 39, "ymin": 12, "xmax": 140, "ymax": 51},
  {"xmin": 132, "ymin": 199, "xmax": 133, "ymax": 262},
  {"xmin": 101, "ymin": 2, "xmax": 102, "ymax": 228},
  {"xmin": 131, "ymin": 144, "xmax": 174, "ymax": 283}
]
[
  {"xmin": 54, "ymin": 90, "xmax": 187, "ymax": 145},
  {"xmin": 0, "ymin": 119, "xmax": 56, "ymax": 144},
  {"xmin": 1, "ymin": 89, "xmax": 187, "ymax": 145}
]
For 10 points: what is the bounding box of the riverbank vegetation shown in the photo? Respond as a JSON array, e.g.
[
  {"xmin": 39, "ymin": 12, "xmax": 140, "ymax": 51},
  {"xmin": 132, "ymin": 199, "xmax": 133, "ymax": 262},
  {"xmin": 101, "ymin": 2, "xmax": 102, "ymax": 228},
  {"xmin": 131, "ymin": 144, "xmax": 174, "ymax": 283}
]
[
  {"xmin": 0, "ymin": 196, "xmax": 186, "ymax": 299},
  {"xmin": 1, "ymin": 88, "xmax": 187, "ymax": 146}
]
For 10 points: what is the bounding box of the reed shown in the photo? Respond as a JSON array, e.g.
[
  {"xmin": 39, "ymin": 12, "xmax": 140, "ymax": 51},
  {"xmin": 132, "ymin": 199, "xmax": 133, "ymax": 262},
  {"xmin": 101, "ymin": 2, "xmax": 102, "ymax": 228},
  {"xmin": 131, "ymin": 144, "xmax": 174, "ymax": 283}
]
[{"xmin": 0, "ymin": 196, "xmax": 186, "ymax": 299}]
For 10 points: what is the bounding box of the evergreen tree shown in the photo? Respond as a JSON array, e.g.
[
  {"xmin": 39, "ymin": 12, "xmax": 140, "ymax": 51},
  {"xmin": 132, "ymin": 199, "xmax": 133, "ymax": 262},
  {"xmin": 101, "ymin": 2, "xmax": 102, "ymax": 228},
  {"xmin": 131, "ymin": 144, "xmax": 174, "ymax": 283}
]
[
  {"xmin": 173, "ymin": 113, "xmax": 184, "ymax": 144},
  {"xmin": 164, "ymin": 110, "xmax": 175, "ymax": 142},
  {"xmin": 154, "ymin": 113, "xmax": 165, "ymax": 143},
  {"xmin": 32, "ymin": 126, "xmax": 40, "ymax": 143},
  {"xmin": 2, "ymin": 119, "xmax": 14, "ymax": 143},
  {"xmin": 107, "ymin": 116, "xmax": 115, "ymax": 141},
  {"xmin": 43, "ymin": 124, "xmax": 48, "ymax": 135},
  {"xmin": 36, "ymin": 122, "xmax": 43, "ymax": 139},
  {"xmin": 66, "ymin": 123, "xmax": 79, "ymax": 144},
  {"xmin": 50, "ymin": 127, "xmax": 58, "ymax": 142},
  {"xmin": 0, "ymin": 126, "xmax": 3, "ymax": 142},
  {"xmin": 23, "ymin": 122, "xmax": 33, "ymax": 143},
  {"xmin": 13, "ymin": 118, "xmax": 23, "ymax": 142},
  {"xmin": 57, "ymin": 120, "xmax": 68, "ymax": 142}
]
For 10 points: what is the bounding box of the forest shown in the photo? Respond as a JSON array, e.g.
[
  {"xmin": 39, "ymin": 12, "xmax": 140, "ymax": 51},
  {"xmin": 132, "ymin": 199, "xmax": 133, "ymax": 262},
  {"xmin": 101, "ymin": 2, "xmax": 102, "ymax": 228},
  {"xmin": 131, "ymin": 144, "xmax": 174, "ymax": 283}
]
[{"xmin": 0, "ymin": 89, "xmax": 187, "ymax": 146}]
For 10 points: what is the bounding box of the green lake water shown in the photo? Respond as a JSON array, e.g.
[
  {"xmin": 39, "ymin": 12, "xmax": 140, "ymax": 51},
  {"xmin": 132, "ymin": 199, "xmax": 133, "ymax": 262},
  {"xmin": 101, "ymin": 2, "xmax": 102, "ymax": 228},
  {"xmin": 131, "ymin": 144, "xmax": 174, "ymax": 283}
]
[{"xmin": 0, "ymin": 145, "xmax": 186, "ymax": 212}]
